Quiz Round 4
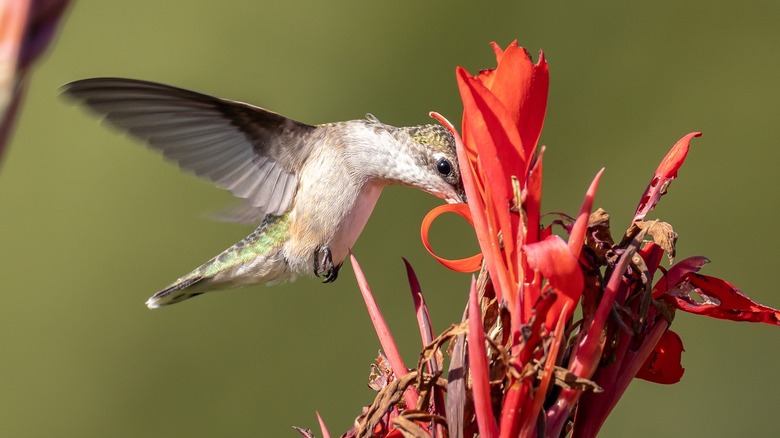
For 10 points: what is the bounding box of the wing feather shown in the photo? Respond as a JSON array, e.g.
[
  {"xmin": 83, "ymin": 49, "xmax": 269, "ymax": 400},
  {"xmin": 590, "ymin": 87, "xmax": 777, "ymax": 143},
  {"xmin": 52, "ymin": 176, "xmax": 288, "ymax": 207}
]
[{"xmin": 63, "ymin": 77, "xmax": 317, "ymax": 217}]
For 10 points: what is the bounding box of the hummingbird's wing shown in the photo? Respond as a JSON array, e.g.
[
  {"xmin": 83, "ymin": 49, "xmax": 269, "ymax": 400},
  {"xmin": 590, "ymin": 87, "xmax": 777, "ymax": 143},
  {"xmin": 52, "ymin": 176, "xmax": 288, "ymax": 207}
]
[{"xmin": 63, "ymin": 78, "xmax": 317, "ymax": 217}]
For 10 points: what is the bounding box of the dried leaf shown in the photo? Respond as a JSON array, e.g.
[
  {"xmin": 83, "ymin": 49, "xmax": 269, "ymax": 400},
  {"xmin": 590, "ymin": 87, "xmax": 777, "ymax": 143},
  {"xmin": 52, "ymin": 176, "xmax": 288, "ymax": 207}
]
[
  {"xmin": 633, "ymin": 220, "xmax": 678, "ymax": 263},
  {"xmin": 392, "ymin": 416, "xmax": 430, "ymax": 438},
  {"xmin": 392, "ymin": 412, "xmax": 447, "ymax": 438},
  {"xmin": 551, "ymin": 366, "xmax": 603, "ymax": 393},
  {"xmin": 446, "ymin": 330, "xmax": 467, "ymax": 438},
  {"xmin": 417, "ymin": 323, "xmax": 468, "ymax": 374},
  {"xmin": 292, "ymin": 426, "xmax": 315, "ymax": 438},
  {"xmin": 369, "ymin": 352, "xmax": 393, "ymax": 392},
  {"xmin": 356, "ymin": 372, "xmax": 447, "ymax": 438}
]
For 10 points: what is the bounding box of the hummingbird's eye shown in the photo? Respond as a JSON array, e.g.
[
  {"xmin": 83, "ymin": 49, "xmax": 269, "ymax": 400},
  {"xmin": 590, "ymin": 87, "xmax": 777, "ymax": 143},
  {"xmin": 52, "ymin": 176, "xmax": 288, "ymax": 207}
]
[{"xmin": 436, "ymin": 158, "xmax": 452, "ymax": 176}]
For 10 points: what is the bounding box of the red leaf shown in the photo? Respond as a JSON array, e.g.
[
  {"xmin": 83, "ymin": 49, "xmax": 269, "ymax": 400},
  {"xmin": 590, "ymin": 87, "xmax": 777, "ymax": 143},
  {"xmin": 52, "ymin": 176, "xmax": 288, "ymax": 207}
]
[
  {"xmin": 634, "ymin": 132, "xmax": 701, "ymax": 221},
  {"xmin": 349, "ymin": 252, "xmax": 418, "ymax": 409},
  {"xmin": 664, "ymin": 274, "xmax": 780, "ymax": 325},
  {"xmin": 635, "ymin": 330, "xmax": 685, "ymax": 384},
  {"xmin": 568, "ymin": 169, "xmax": 604, "ymax": 260},
  {"xmin": 403, "ymin": 258, "xmax": 436, "ymax": 356},
  {"xmin": 316, "ymin": 411, "xmax": 331, "ymax": 438}
]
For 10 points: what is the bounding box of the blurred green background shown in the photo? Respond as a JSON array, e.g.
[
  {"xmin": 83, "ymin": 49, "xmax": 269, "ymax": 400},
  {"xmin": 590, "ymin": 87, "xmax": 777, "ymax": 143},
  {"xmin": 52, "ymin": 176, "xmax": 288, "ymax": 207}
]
[{"xmin": 1, "ymin": 1, "xmax": 778, "ymax": 436}]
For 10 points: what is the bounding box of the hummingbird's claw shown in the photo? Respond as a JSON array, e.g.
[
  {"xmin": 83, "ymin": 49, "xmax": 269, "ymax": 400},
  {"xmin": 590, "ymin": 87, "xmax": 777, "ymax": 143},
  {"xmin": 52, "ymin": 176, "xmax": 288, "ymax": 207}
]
[
  {"xmin": 314, "ymin": 246, "xmax": 340, "ymax": 282},
  {"xmin": 323, "ymin": 262, "xmax": 343, "ymax": 283}
]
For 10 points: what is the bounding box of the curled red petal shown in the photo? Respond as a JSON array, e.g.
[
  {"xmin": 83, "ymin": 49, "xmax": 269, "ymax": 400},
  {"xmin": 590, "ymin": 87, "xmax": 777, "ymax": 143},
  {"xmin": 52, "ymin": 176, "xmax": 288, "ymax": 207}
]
[
  {"xmin": 635, "ymin": 330, "xmax": 685, "ymax": 384},
  {"xmin": 634, "ymin": 132, "xmax": 702, "ymax": 221},
  {"xmin": 430, "ymin": 111, "xmax": 510, "ymax": 302},
  {"xmin": 420, "ymin": 203, "xmax": 482, "ymax": 272},
  {"xmin": 664, "ymin": 274, "xmax": 780, "ymax": 325}
]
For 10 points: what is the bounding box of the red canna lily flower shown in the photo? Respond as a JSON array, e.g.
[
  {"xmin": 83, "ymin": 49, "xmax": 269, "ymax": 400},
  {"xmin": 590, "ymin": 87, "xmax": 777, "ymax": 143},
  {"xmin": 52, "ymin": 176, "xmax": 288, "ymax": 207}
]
[{"xmin": 308, "ymin": 41, "xmax": 779, "ymax": 438}]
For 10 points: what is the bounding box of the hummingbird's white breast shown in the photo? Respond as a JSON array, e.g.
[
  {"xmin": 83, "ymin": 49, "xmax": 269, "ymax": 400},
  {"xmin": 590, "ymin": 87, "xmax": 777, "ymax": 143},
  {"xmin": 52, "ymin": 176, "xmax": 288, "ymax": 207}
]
[{"xmin": 280, "ymin": 122, "xmax": 404, "ymax": 273}]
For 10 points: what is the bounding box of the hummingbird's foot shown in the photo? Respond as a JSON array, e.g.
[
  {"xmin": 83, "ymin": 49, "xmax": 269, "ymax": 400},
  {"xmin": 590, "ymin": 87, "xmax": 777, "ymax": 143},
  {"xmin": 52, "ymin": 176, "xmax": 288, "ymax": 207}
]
[
  {"xmin": 314, "ymin": 246, "xmax": 340, "ymax": 282},
  {"xmin": 323, "ymin": 262, "xmax": 343, "ymax": 283}
]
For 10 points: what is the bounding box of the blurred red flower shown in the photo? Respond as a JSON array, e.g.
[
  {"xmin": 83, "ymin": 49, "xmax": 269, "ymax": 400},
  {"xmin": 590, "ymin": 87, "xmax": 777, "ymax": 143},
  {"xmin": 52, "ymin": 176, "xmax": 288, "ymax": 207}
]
[{"xmin": 0, "ymin": 0, "xmax": 70, "ymax": 164}]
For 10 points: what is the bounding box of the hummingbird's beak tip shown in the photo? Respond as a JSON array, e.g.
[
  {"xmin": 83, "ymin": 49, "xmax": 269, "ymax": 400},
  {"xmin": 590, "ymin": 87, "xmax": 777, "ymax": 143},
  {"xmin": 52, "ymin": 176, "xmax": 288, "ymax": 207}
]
[
  {"xmin": 446, "ymin": 192, "xmax": 467, "ymax": 204},
  {"xmin": 455, "ymin": 189, "xmax": 467, "ymax": 204}
]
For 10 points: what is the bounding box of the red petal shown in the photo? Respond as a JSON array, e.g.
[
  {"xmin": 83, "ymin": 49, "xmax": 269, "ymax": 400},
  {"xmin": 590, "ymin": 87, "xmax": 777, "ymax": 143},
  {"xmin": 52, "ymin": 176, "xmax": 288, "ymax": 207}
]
[
  {"xmin": 490, "ymin": 41, "xmax": 506, "ymax": 61},
  {"xmin": 652, "ymin": 256, "xmax": 709, "ymax": 298},
  {"xmin": 473, "ymin": 41, "xmax": 508, "ymax": 88},
  {"xmin": 456, "ymin": 67, "xmax": 525, "ymax": 286},
  {"xmin": 568, "ymin": 168, "xmax": 604, "ymax": 259},
  {"xmin": 457, "ymin": 66, "xmax": 527, "ymax": 189},
  {"xmin": 477, "ymin": 42, "xmax": 550, "ymax": 164},
  {"xmin": 524, "ymin": 235, "xmax": 584, "ymax": 326},
  {"xmin": 634, "ymin": 132, "xmax": 701, "ymax": 221},
  {"xmin": 524, "ymin": 146, "xmax": 545, "ymax": 246},
  {"xmin": 664, "ymin": 274, "xmax": 780, "ymax": 325},
  {"xmin": 636, "ymin": 330, "xmax": 685, "ymax": 384},
  {"xmin": 638, "ymin": 242, "xmax": 665, "ymax": 281},
  {"xmin": 523, "ymin": 51, "xmax": 549, "ymax": 155},
  {"xmin": 488, "ymin": 44, "xmax": 530, "ymax": 144},
  {"xmin": 468, "ymin": 276, "xmax": 499, "ymax": 438}
]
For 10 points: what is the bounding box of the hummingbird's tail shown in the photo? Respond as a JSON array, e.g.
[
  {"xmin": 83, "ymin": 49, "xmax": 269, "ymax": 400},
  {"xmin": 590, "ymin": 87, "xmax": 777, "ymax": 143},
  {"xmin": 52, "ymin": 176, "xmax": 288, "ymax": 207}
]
[
  {"xmin": 144, "ymin": 214, "xmax": 294, "ymax": 309},
  {"xmin": 145, "ymin": 275, "xmax": 206, "ymax": 309}
]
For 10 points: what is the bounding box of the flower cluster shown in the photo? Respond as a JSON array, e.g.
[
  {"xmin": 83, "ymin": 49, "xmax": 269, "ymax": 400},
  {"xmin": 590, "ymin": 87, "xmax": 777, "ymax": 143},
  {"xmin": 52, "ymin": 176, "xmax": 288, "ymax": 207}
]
[{"xmin": 300, "ymin": 42, "xmax": 779, "ymax": 438}]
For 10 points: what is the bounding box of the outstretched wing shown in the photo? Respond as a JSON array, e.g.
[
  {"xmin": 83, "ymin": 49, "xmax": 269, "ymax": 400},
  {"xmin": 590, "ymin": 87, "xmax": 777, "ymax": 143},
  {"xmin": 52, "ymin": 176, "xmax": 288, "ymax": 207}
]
[{"xmin": 63, "ymin": 78, "xmax": 317, "ymax": 217}]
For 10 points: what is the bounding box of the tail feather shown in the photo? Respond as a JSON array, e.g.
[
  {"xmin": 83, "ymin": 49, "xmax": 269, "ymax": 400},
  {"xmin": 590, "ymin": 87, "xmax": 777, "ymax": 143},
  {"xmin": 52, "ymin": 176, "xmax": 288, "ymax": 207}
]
[{"xmin": 145, "ymin": 275, "xmax": 205, "ymax": 309}]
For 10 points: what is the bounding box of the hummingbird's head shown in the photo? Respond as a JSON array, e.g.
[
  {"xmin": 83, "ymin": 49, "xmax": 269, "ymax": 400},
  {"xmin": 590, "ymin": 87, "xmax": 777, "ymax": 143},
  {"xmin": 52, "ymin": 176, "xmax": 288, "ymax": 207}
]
[
  {"xmin": 402, "ymin": 124, "xmax": 465, "ymax": 204},
  {"xmin": 344, "ymin": 118, "xmax": 464, "ymax": 203}
]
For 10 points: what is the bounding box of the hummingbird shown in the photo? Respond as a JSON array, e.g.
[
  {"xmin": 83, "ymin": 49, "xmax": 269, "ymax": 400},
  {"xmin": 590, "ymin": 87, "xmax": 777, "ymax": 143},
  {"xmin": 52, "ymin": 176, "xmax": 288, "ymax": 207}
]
[{"xmin": 63, "ymin": 78, "xmax": 464, "ymax": 309}]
